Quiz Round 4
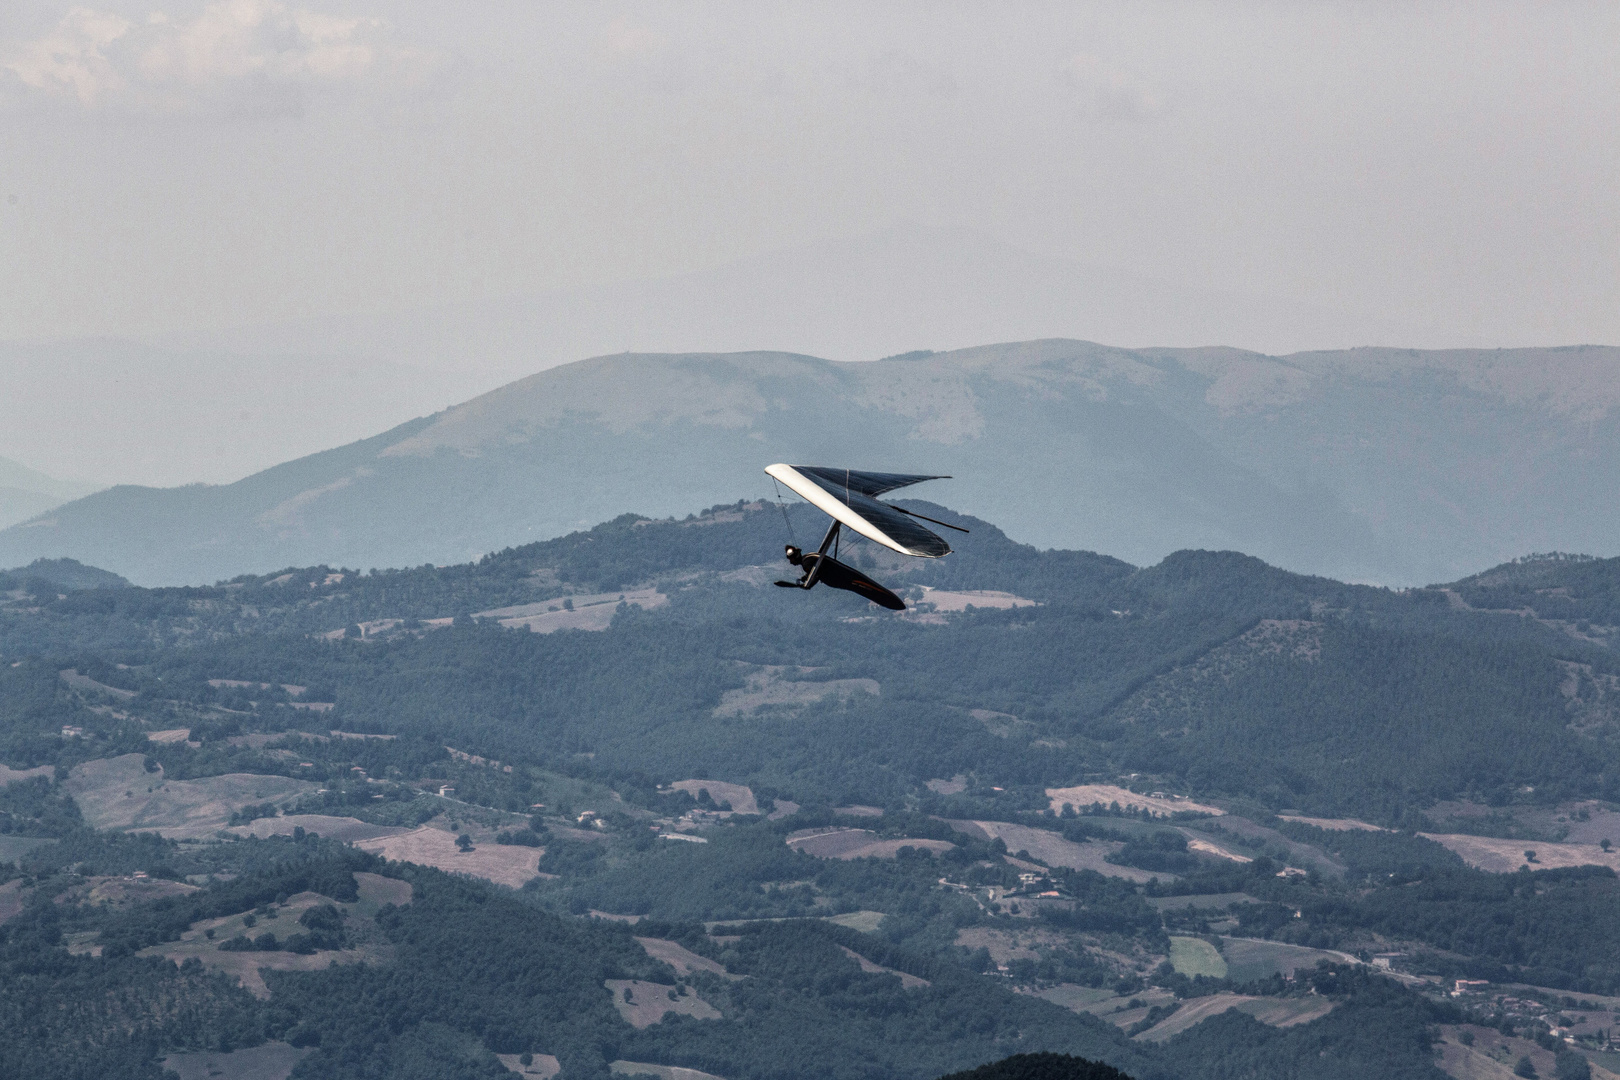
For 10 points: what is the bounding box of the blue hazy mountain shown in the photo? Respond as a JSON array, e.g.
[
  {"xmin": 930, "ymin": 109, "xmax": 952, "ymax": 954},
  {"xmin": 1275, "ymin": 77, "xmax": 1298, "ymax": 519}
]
[{"xmin": 1, "ymin": 339, "xmax": 1616, "ymax": 586}]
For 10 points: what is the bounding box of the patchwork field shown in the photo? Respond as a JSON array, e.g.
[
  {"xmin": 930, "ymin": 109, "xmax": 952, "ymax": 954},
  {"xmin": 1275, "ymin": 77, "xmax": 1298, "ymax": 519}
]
[
  {"xmin": 605, "ymin": 979, "xmax": 721, "ymax": 1028},
  {"xmin": 948, "ymin": 820, "xmax": 1163, "ymax": 883},
  {"xmin": 1420, "ymin": 832, "xmax": 1620, "ymax": 873},
  {"xmin": 712, "ymin": 666, "xmax": 879, "ymax": 717},
  {"xmin": 785, "ymin": 827, "xmax": 954, "ymax": 860},
  {"xmin": 1045, "ymin": 785, "xmax": 1223, "ymax": 818},
  {"xmin": 161, "ymin": 1042, "xmax": 312, "ymax": 1080},
  {"xmin": 1135, "ymin": 993, "xmax": 1336, "ymax": 1042},
  {"xmin": 64, "ymin": 755, "xmax": 318, "ymax": 839},
  {"xmin": 355, "ymin": 825, "xmax": 543, "ymax": 888}
]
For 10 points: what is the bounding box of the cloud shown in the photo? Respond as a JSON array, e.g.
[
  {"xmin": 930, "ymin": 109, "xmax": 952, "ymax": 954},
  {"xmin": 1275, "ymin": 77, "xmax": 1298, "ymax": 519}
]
[
  {"xmin": 3, "ymin": 2, "xmax": 435, "ymax": 116},
  {"xmin": 1061, "ymin": 53, "xmax": 1168, "ymax": 120}
]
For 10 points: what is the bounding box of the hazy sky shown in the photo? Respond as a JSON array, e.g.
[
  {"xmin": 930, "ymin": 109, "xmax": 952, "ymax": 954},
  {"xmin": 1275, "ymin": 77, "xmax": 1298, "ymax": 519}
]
[{"xmin": 2, "ymin": 1, "xmax": 1615, "ymax": 346}]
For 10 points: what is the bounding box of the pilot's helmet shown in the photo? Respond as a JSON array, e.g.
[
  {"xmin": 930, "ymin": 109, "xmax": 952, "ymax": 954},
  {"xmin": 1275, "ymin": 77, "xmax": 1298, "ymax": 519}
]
[{"xmin": 784, "ymin": 544, "xmax": 803, "ymax": 565}]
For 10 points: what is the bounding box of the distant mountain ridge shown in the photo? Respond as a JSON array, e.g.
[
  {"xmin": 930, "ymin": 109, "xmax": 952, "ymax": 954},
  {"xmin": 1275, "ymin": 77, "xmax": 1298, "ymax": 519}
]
[
  {"xmin": 0, "ymin": 455, "xmax": 100, "ymax": 532},
  {"xmin": 2, "ymin": 339, "xmax": 1617, "ymax": 586}
]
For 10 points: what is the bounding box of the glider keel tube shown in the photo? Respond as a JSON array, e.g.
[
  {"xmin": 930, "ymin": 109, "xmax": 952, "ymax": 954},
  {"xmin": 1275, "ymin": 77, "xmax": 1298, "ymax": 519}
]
[{"xmin": 765, "ymin": 463, "xmax": 952, "ymax": 558}]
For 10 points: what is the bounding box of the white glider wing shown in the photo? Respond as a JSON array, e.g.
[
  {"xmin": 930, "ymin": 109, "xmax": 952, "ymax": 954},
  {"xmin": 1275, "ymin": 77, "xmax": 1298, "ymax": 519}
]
[{"xmin": 765, "ymin": 463, "xmax": 952, "ymax": 558}]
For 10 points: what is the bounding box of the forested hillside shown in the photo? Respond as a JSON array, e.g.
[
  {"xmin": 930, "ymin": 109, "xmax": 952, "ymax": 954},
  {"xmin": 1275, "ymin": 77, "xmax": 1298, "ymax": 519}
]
[{"xmin": 3, "ymin": 500, "xmax": 1620, "ymax": 1079}]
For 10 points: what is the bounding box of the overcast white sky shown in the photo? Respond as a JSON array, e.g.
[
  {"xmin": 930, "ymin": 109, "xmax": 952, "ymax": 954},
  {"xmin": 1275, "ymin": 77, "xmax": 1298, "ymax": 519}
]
[{"xmin": 2, "ymin": 1, "xmax": 1615, "ymax": 345}]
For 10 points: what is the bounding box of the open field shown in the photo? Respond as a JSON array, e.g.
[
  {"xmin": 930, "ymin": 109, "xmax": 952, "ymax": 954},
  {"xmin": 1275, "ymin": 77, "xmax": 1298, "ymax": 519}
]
[
  {"xmin": 231, "ymin": 813, "xmax": 409, "ymax": 844},
  {"xmin": 354, "ymin": 871, "xmax": 413, "ymax": 910},
  {"xmin": 1276, "ymin": 814, "xmax": 1387, "ymax": 832},
  {"xmin": 161, "ymin": 1042, "xmax": 312, "ymax": 1080},
  {"xmin": 605, "ymin": 979, "xmax": 721, "ymax": 1028},
  {"xmin": 0, "ymin": 763, "xmax": 53, "ymax": 785},
  {"xmin": 824, "ymin": 910, "xmax": 886, "ymax": 932},
  {"xmin": 64, "ymin": 755, "xmax": 317, "ymax": 839},
  {"xmin": 610, "ymin": 1062, "xmax": 725, "ymax": 1080},
  {"xmin": 712, "ymin": 666, "xmax": 878, "ymax": 717},
  {"xmin": 786, "ymin": 827, "xmax": 954, "ymax": 860},
  {"xmin": 948, "ymin": 820, "xmax": 1164, "ymax": 883},
  {"xmin": 497, "ymin": 1053, "xmax": 562, "ymax": 1077},
  {"xmin": 1421, "ymin": 832, "xmax": 1620, "ymax": 873},
  {"xmin": 1181, "ymin": 836, "xmax": 1253, "ymax": 863},
  {"xmin": 356, "ymin": 825, "xmax": 543, "ymax": 888},
  {"xmin": 1219, "ymin": 937, "xmax": 1359, "ymax": 982},
  {"xmin": 474, "ymin": 589, "xmax": 667, "ymax": 633},
  {"xmin": 912, "ymin": 586, "xmax": 1040, "ymax": 612},
  {"xmin": 839, "ymin": 944, "xmax": 929, "ymax": 988},
  {"xmin": 1045, "ymin": 784, "xmax": 1223, "ymax": 818},
  {"xmin": 666, "ymin": 780, "xmax": 758, "ymax": 815},
  {"xmin": 636, "ymin": 936, "xmax": 740, "ymax": 980},
  {"xmin": 1135, "ymin": 994, "xmax": 1336, "ymax": 1042},
  {"xmin": 1168, "ymin": 936, "xmax": 1227, "ymax": 978}
]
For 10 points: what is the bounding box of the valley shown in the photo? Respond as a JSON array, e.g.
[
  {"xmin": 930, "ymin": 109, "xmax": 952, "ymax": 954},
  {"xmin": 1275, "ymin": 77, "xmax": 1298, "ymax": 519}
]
[{"xmin": 4, "ymin": 501, "xmax": 1620, "ymax": 1079}]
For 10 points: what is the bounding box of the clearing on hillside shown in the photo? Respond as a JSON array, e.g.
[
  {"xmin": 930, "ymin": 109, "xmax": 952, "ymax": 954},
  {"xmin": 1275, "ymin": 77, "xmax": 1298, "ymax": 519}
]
[
  {"xmin": 947, "ymin": 821, "xmax": 1163, "ymax": 883},
  {"xmin": 839, "ymin": 945, "xmax": 929, "ymax": 988},
  {"xmin": 1420, "ymin": 832, "xmax": 1620, "ymax": 873},
  {"xmin": 139, "ymin": 888, "xmax": 377, "ymax": 998},
  {"xmin": 786, "ymin": 827, "xmax": 954, "ymax": 860},
  {"xmin": 666, "ymin": 779, "xmax": 759, "ymax": 814},
  {"xmin": 605, "ymin": 979, "xmax": 721, "ymax": 1028},
  {"xmin": 1167, "ymin": 936, "xmax": 1227, "ymax": 978},
  {"xmin": 1045, "ymin": 784, "xmax": 1222, "ymax": 818},
  {"xmin": 497, "ymin": 1052, "xmax": 562, "ymax": 1077},
  {"xmin": 635, "ymin": 936, "xmax": 739, "ymax": 980},
  {"xmin": 610, "ymin": 1062, "xmax": 725, "ymax": 1080},
  {"xmin": 1219, "ymin": 937, "xmax": 1358, "ymax": 982},
  {"xmin": 64, "ymin": 754, "xmax": 317, "ymax": 839},
  {"xmin": 712, "ymin": 665, "xmax": 878, "ymax": 717},
  {"xmin": 355, "ymin": 825, "xmax": 543, "ymax": 888}
]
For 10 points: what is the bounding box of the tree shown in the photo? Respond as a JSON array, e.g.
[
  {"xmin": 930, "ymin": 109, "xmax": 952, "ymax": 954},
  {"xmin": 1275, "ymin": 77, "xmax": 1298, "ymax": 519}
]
[
  {"xmin": 456, "ymin": 834, "xmax": 473, "ymax": 852},
  {"xmin": 1516, "ymin": 1054, "xmax": 1538, "ymax": 1078},
  {"xmin": 1555, "ymin": 1050, "xmax": 1592, "ymax": 1080}
]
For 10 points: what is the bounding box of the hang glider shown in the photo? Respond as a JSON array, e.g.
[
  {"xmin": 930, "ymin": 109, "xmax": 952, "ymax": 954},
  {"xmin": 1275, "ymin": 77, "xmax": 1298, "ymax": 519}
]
[{"xmin": 765, "ymin": 464, "xmax": 966, "ymax": 611}]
